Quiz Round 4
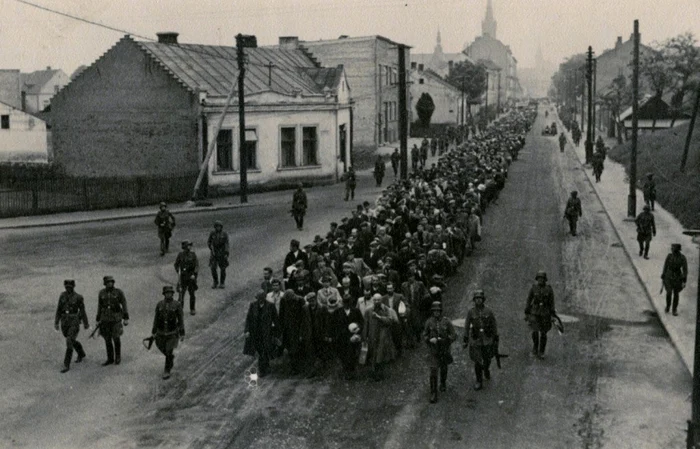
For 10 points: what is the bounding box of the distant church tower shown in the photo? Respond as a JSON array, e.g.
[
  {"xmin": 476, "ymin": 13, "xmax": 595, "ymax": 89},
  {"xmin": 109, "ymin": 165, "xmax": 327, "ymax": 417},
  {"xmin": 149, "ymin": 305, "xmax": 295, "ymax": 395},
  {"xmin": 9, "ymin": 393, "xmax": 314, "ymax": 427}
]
[
  {"xmin": 535, "ymin": 43, "xmax": 544, "ymax": 69},
  {"xmin": 482, "ymin": 0, "xmax": 497, "ymax": 39}
]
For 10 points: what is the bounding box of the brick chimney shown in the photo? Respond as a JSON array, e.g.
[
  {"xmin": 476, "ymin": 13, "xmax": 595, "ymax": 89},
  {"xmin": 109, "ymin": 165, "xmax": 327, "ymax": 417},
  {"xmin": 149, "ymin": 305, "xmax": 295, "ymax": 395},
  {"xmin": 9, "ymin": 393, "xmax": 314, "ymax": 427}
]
[
  {"xmin": 157, "ymin": 32, "xmax": 179, "ymax": 44},
  {"xmin": 279, "ymin": 36, "xmax": 299, "ymax": 50},
  {"xmin": 46, "ymin": 66, "xmax": 51, "ymax": 71},
  {"xmin": 615, "ymin": 36, "xmax": 623, "ymax": 49}
]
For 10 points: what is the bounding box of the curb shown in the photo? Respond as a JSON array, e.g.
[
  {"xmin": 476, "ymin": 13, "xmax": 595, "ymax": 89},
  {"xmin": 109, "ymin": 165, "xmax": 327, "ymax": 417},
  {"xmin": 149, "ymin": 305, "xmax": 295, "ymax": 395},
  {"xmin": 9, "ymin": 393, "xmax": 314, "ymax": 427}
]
[
  {"xmin": 0, "ymin": 202, "xmax": 259, "ymax": 230},
  {"xmin": 556, "ymin": 115, "xmax": 693, "ymax": 375}
]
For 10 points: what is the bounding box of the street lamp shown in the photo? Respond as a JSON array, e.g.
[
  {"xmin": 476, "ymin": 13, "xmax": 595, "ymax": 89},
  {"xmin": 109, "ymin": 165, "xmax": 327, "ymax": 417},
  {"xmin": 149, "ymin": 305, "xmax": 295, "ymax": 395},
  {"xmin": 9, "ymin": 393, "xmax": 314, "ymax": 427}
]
[{"xmin": 683, "ymin": 229, "xmax": 700, "ymax": 449}]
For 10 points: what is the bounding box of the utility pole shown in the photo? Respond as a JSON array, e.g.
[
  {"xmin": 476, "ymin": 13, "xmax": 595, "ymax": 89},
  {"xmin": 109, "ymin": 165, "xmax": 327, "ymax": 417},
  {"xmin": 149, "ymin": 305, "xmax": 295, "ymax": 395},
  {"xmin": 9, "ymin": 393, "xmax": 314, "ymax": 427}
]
[
  {"xmin": 461, "ymin": 78, "xmax": 466, "ymax": 126},
  {"xmin": 585, "ymin": 46, "xmax": 594, "ymax": 164},
  {"xmin": 628, "ymin": 21, "xmax": 639, "ymax": 218},
  {"xmin": 497, "ymin": 71, "xmax": 501, "ymax": 118},
  {"xmin": 398, "ymin": 44, "xmax": 408, "ymax": 179},
  {"xmin": 684, "ymin": 230, "xmax": 700, "ymax": 449},
  {"xmin": 580, "ymin": 66, "xmax": 585, "ymax": 130},
  {"xmin": 680, "ymin": 81, "xmax": 700, "ymax": 172},
  {"xmin": 592, "ymin": 58, "xmax": 597, "ymax": 145},
  {"xmin": 235, "ymin": 34, "xmax": 256, "ymax": 204},
  {"xmin": 484, "ymin": 71, "xmax": 489, "ymax": 125}
]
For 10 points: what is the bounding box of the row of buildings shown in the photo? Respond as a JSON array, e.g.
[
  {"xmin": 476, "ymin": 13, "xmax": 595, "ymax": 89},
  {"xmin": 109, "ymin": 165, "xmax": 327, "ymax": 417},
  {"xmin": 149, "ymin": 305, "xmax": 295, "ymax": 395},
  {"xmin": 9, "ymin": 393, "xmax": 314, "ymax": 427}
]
[{"xmin": 0, "ymin": 1, "xmax": 523, "ymax": 194}]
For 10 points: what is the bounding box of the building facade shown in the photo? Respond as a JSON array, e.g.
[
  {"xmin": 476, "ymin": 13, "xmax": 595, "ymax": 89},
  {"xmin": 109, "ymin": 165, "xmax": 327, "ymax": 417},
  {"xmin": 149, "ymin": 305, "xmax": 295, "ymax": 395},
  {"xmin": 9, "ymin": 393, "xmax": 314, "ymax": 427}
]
[
  {"xmin": 410, "ymin": 64, "xmax": 462, "ymax": 125},
  {"xmin": 302, "ymin": 35, "xmax": 410, "ymax": 149},
  {"xmin": 463, "ymin": 0, "xmax": 519, "ymax": 106},
  {"xmin": 0, "ymin": 100, "xmax": 48, "ymax": 160},
  {"xmin": 51, "ymin": 34, "xmax": 351, "ymax": 192},
  {"xmin": 21, "ymin": 67, "xmax": 70, "ymax": 113}
]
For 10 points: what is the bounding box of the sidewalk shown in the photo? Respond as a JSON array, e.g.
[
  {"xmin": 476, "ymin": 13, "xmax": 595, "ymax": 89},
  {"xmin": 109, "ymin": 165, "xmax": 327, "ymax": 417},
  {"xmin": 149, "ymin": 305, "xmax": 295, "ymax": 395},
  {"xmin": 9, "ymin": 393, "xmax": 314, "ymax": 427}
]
[{"xmin": 557, "ymin": 111, "xmax": 699, "ymax": 374}]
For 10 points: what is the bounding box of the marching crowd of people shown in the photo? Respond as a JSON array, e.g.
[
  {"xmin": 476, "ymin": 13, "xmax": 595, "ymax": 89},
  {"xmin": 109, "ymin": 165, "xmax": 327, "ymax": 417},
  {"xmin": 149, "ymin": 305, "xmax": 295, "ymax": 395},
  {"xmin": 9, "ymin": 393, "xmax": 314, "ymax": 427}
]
[{"xmin": 241, "ymin": 108, "xmax": 537, "ymax": 402}]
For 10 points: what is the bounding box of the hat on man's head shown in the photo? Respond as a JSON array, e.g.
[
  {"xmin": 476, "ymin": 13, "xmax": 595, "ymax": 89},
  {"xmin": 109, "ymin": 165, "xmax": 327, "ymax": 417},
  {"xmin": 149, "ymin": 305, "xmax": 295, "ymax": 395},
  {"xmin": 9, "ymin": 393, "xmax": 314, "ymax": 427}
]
[
  {"xmin": 159, "ymin": 202, "xmax": 167, "ymax": 207},
  {"xmin": 672, "ymin": 243, "xmax": 682, "ymax": 250},
  {"xmin": 64, "ymin": 279, "xmax": 76, "ymax": 287},
  {"xmin": 162, "ymin": 285, "xmax": 175, "ymax": 294},
  {"xmin": 472, "ymin": 289, "xmax": 485, "ymax": 300},
  {"xmin": 103, "ymin": 275, "xmax": 115, "ymax": 284},
  {"xmin": 535, "ymin": 270, "xmax": 547, "ymax": 281},
  {"xmin": 181, "ymin": 240, "xmax": 192, "ymax": 248},
  {"xmin": 214, "ymin": 220, "xmax": 223, "ymax": 227},
  {"xmin": 643, "ymin": 205, "xmax": 651, "ymax": 211},
  {"xmin": 313, "ymin": 235, "xmax": 324, "ymax": 243}
]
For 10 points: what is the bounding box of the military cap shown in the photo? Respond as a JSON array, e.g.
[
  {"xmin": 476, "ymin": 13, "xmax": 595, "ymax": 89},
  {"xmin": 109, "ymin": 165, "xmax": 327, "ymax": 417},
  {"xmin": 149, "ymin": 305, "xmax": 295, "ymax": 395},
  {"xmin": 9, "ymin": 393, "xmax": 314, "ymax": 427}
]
[
  {"xmin": 407, "ymin": 259, "xmax": 417, "ymax": 266},
  {"xmin": 313, "ymin": 235, "xmax": 324, "ymax": 243},
  {"xmin": 430, "ymin": 301, "xmax": 443, "ymax": 311},
  {"xmin": 103, "ymin": 275, "xmax": 115, "ymax": 283},
  {"xmin": 472, "ymin": 289, "xmax": 485, "ymax": 300},
  {"xmin": 214, "ymin": 220, "xmax": 223, "ymax": 227},
  {"xmin": 290, "ymin": 239, "xmax": 300, "ymax": 247},
  {"xmin": 535, "ymin": 270, "xmax": 547, "ymax": 281},
  {"xmin": 672, "ymin": 243, "xmax": 682, "ymax": 250},
  {"xmin": 162, "ymin": 285, "xmax": 175, "ymax": 294},
  {"xmin": 64, "ymin": 279, "xmax": 76, "ymax": 287},
  {"xmin": 337, "ymin": 238, "xmax": 347, "ymax": 244},
  {"xmin": 370, "ymin": 240, "xmax": 380, "ymax": 246},
  {"xmin": 571, "ymin": 190, "xmax": 578, "ymax": 196},
  {"xmin": 432, "ymin": 274, "xmax": 444, "ymax": 280},
  {"xmin": 646, "ymin": 172, "xmax": 653, "ymax": 178},
  {"xmin": 181, "ymin": 240, "xmax": 192, "ymax": 248},
  {"xmin": 643, "ymin": 205, "xmax": 650, "ymax": 211},
  {"xmin": 159, "ymin": 202, "xmax": 167, "ymax": 207},
  {"xmin": 303, "ymin": 244, "xmax": 313, "ymax": 250}
]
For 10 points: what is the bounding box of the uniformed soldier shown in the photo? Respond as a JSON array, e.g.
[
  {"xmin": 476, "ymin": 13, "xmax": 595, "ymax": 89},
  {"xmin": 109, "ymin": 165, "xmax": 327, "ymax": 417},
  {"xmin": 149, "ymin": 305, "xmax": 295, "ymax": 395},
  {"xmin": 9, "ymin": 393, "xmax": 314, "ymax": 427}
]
[
  {"xmin": 151, "ymin": 285, "xmax": 185, "ymax": 379},
  {"xmin": 291, "ymin": 183, "xmax": 308, "ymax": 230},
  {"xmin": 524, "ymin": 271, "xmax": 555, "ymax": 359},
  {"xmin": 564, "ymin": 191, "xmax": 583, "ymax": 236},
  {"xmin": 423, "ymin": 301, "xmax": 456, "ymax": 403},
  {"xmin": 463, "ymin": 289, "xmax": 498, "ymax": 391},
  {"xmin": 343, "ymin": 166, "xmax": 357, "ymax": 201},
  {"xmin": 635, "ymin": 205, "xmax": 656, "ymax": 259},
  {"xmin": 175, "ymin": 240, "xmax": 199, "ymax": 315},
  {"xmin": 96, "ymin": 276, "xmax": 129, "ymax": 366},
  {"xmin": 558, "ymin": 132, "xmax": 566, "ymax": 152},
  {"xmin": 154, "ymin": 202, "xmax": 176, "ymax": 256},
  {"xmin": 374, "ymin": 156, "xmax": 386, "ymax": 187},
  {"xmin": 54, "ymin": 280, "xmax": 89, "ymax": 373},
  {"xmin": 661, "ymin": 243, "xmax": 688, "ymax": 316},
  {"xmin": 643, "ymin": 173, "xmax": 656, "ymax": 211},
  {"xmin": 207, "ymin": 221, "xmax": 230, "ymax": 289}
]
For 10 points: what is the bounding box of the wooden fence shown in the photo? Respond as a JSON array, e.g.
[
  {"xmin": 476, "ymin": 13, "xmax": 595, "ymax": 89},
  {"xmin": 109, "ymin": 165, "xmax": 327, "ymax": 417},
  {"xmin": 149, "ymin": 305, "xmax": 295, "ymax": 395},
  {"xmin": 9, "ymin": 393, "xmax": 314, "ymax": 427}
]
[{"xmin": 0, "ymin": 168, "xmax": 199, "ymax": 218}]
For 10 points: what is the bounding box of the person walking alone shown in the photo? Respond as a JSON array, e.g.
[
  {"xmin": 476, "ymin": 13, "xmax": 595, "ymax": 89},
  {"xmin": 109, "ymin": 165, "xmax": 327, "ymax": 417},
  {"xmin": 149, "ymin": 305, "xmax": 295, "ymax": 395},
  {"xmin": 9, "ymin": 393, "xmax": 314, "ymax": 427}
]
[
  {"xmin": 635, "ymin": 205, "xmax": 656, "ymax": 259},
  {"xmin": 564, "ymin": 191, "xmax": 583, "ymax": 236},
  {"xmin": 54, "ymin": 280, "xmax": 89, "ymax": 373},
  {"xmin": 661, "ymin": 243, "xmax": 688, "ymax": 316},
  {"xmin": 207, "ymin": 221, "xmax": 229, "ymax": 289},
  {"xmin": 343, "ymin": 167, "xmax": 357, "ymax": 201},
  {"xmin": 291, "ymin": 183, "xmax": 308, "ymax": 230},
  {"xmin": 154, "ymin": 202, "xmax": 176, "ymax": 256},
  {"xmin": 524, "ymin": 271, "xmax": 555, "ymax": 359}
]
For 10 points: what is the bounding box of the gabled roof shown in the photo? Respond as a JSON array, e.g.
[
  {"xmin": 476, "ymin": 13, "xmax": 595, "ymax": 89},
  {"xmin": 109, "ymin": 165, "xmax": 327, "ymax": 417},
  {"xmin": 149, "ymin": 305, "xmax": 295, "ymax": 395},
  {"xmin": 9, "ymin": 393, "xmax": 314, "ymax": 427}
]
[
  {"xmin": 133, "ymin": 36, "xmax": 341, "ymax": 98},
  {"xmin": 22, "ymin": 69, "xmax": 62, "ymax": 94},
  {"xmin": 414, "ymin": 68, "xmax": 461, "ymax": 92}
]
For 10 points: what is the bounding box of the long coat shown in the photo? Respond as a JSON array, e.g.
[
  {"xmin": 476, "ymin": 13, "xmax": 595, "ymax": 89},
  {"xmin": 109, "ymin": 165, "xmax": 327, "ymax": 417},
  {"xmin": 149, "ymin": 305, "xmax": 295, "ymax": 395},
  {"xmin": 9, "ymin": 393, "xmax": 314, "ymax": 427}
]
[
  {"xmin": 362, "ymin": 304, "xmax": 398, "ymax": 365},
  {"xmin": 333, "ymin": 307, "xmax": 364, "ymax": 363},
  {"xmin": 465, "ymin": 305, "xmax": 498, "ymax": 364},
  {"xmin": 662, "ymin": 252, "xmax": 688, "ymax": 290},
  {"xmin": 278, "ymin": 291, "xmax": 306, "ymax": 356},
  {"xmin": 423, "ymin": 315, "xmax": 456, "ymax": 368},
  {"xmin": 243, "ymin": 300, "xmax": 279, "ymax": 358},
  {"xmin": 525, "ymin": 283, "xmax": 555, "ymax": 332}
]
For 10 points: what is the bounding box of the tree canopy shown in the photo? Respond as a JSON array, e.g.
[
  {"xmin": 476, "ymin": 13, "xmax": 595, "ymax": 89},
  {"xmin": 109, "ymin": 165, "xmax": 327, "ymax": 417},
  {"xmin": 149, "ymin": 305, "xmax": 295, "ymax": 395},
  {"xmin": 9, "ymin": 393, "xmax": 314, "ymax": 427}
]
[
  {"xmin": 445, "ymin": 61, "xmax": 487, "ymax": 101},
  {"xmin": 415, "ymin": 92, "xmax": 436, "ymax": 127}
]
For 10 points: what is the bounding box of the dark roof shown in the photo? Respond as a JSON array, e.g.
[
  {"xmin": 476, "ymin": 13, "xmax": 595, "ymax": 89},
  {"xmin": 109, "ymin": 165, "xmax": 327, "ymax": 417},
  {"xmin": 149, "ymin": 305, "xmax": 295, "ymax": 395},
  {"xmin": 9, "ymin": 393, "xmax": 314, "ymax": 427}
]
[
  {"xmin": 134, "ymin": 37, "xmax": 341, "ymax": 98},
  {"xmin": 22, "ymin": 69, "xmax": 61, "ymax": 94},
  {"xmin": 299, "ymin": 66, "xmax": 344, "ymax": 91}
]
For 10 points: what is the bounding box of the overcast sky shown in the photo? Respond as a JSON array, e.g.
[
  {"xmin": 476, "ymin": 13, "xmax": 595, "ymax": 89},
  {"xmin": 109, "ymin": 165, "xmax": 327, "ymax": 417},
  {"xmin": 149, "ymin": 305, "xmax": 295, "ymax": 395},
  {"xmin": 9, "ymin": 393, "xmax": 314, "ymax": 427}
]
[{"xmin": 3, "ymin": 0, "xmax": 700, "ymax": 76}]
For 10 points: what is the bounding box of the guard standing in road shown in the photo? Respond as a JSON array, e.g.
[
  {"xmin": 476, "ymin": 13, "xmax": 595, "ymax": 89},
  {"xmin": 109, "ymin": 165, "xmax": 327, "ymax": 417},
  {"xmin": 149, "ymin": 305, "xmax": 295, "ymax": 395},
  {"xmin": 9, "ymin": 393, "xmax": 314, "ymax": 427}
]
[
  {"xmin": 524, "ymin": 271, "xmax": 555, "ymax": 359},
  {"xmin": 54, "ymin": 280, "xmax": 89, "ymax": 373},
  {"xmin": 564, "ymin": 190, "xmax": 583, "ymax": 236},
  {"xmin": 175, "ymin": 240, "xmax": 199, "ymax": 315},
  {"xmin": 463, "ymin": 290, "xmax": 498, "ymax": 391},
  {"xmin": 661, "ymin": 243, "xmax": 688, "ymax": 316},
  {"xmin": 374, "ymin": 156, "xmax": 386, "ymax": 187},
  {"xmin": 643, "ymin": 173, "xmax": 656, "ymax": 211},
  {"xmin": 558, "ymin": 132, "xmax": 566, "ymax": 152},
  {"xmin": 423, "ymin": 301, "xmax": 456, "ymax": 403},
  {"xmin": 151, "ymin": 285, "xmax": 185, "ymax": 379},
  {"xmin": 96, "ymin": 276, "xmax": 129, "ymax": 366},
  {"xmin": 208, "ymin": 221, "xmax": 229, "ymax": 289},
  {"xmin": 154, "ymin": 202, "xmax": 176, "ymax": 256},
  {"xmin": 291, "ymin": 182, "xmax": 308, "ymax": 230},
  {"xmin": 390, "ymin": 148, "xmax": 400, "ymax": 177},
  {"xmin": 635, "ymin": 205, "xmax": 656, "ymax": 259},
  {"xmin": 343, "ymin": 167, "xmax": 357, "ymax": 201}
]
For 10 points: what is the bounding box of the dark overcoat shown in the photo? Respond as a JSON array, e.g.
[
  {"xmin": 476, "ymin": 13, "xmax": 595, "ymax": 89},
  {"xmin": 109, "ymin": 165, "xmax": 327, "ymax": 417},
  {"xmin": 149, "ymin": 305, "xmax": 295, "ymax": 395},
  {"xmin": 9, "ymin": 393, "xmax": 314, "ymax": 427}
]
[{"xmin": 243, "ymin": 300, "xmax": 279, "ymax": 357}]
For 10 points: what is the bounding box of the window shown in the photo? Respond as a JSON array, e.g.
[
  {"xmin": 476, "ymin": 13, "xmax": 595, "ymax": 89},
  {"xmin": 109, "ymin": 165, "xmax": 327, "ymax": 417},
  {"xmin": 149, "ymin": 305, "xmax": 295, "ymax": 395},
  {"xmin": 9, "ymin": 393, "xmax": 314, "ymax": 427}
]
[
  {"xmin": 216, "ymin": 129, "xmax": 233, "ymax": 171},
  {"xmin": 281, "ymin": 127, "xmax": 296, "ymax": 167},
  {"xmin": 419, "ymin": 78, "xmax": 424, "ymax": 84},
  {"xmin": 0, "ymin": 115, "xmax": 9, "ymax": 129},
  {"xmin": 302, "ymin": 127, "xmax": 318, "ymax": 166},
  {"xmin": 244, "ymin": 129, "xmax": 257, "ymax": 169}
]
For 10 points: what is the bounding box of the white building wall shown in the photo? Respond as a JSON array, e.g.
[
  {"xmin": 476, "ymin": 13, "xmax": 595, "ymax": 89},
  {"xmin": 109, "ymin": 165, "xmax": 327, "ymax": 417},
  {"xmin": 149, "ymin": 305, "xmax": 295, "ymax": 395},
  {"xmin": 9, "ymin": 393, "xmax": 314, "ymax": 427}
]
[
  {"xmin": 0, "ymin": 102, "xmax": 48, "ymax": 159},
  {"xmin": 410, "ymin": 73, "xmax": 461, "ymax": 124}
]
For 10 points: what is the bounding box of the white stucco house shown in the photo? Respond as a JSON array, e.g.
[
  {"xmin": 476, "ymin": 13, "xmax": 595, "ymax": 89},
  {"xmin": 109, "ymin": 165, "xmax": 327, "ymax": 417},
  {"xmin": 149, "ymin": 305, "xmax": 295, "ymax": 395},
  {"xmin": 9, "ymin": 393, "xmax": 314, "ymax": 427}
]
[{"xmin": 0, "ymin": 100, "xmax": 48, "ymax": 161}]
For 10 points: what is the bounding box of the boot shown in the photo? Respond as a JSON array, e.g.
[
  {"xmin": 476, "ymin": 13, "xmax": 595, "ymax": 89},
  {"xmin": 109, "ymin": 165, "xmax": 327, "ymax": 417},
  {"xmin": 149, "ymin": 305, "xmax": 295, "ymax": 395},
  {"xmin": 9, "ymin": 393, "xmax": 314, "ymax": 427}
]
[
  {"xmin": 114, "ymin": 338, "xmax": 122, "ymax": 365},
  {"xmin": 429, "ymin": 374, "xmax": 438, "ymax": 403},
  {"xmin": 74, "ymin": 341, "xmax": 86, "ymax": 363},
  {"xmin": 439, "ymin": 366, "xmax": 448, "ymax": 392},
  {"xmin": 538, "ymin": 333, "xmax": 547, "ymax": 359}
]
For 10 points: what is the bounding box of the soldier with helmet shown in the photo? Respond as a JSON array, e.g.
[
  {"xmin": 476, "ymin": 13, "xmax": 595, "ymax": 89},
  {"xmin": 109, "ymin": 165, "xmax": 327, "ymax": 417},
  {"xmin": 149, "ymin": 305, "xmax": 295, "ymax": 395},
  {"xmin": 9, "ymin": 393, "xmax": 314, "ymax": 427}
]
[
  {"xmin": 564, "ymin": 190, "xmax": 583, "ymax": 236},
  {"xmin": 207, "ymin": 220, "xmax": 230, "ymax": 289},
  {"xmin": 154, "ymin": 202, "xmax": 176, "ymax": 256},
  {"xmin": 151, "ymin": 285, "xmax": 185, "ymax": 379},
  {"xmin": 635, "ymin": 204, "xmax": 656, "ymax": 259},
  {"xmin": 463, "ymin": 289, "xmax": 498, "ymax": 391},
  {"xmin": 524, "ymin": 271, "xmax": 556, "ymax": 359},
  {"xmin": 175, "ymin": 240, "xmax": 199, "ymax": 315},
  {"xmin": 423, "ymin": 300, "xmax": 456, "ymax": 403},
  {"xmin": 54, "ymin": 279, "xmax": 89, "ymax": 373},
  {"xmin": 96, "ymin": 275, "xmax": 129, "ymax": 366}
]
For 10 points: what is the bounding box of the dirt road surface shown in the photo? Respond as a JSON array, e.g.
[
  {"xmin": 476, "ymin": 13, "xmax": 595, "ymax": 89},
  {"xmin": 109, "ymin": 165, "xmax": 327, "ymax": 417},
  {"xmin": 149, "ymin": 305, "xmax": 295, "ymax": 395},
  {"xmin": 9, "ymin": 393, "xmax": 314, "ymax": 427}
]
[{"xmin": 0, "ymin": 116, "xmax": 689, "ymax": 449}]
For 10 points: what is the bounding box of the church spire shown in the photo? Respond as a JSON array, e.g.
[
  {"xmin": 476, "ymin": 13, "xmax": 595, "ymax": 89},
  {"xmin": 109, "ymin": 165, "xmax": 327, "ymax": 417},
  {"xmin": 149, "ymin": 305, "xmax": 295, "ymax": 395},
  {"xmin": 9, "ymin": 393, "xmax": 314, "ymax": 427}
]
[
  {"xmin": 437, "ymin": 27, "xmax": 441, "ymax": 45},
  {"xmin": 482, "ymin": 0, "xmax": 497, "ymax": 39}
]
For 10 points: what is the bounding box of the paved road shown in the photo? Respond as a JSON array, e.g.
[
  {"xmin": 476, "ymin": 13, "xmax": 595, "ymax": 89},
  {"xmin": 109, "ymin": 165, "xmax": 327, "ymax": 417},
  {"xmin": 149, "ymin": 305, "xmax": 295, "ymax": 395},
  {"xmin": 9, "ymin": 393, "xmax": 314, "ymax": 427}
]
[{"xmin": 0, "ymin": 114, "xmax": 689, "ymax": 449}]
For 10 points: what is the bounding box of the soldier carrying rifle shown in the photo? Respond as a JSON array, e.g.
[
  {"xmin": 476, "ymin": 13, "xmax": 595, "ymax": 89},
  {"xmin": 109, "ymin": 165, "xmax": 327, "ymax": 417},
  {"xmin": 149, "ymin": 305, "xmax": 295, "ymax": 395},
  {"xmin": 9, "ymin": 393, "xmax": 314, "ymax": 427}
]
[{"xmin": 423, "ymin": 301, "xmax": 456, "ymax": 403}]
